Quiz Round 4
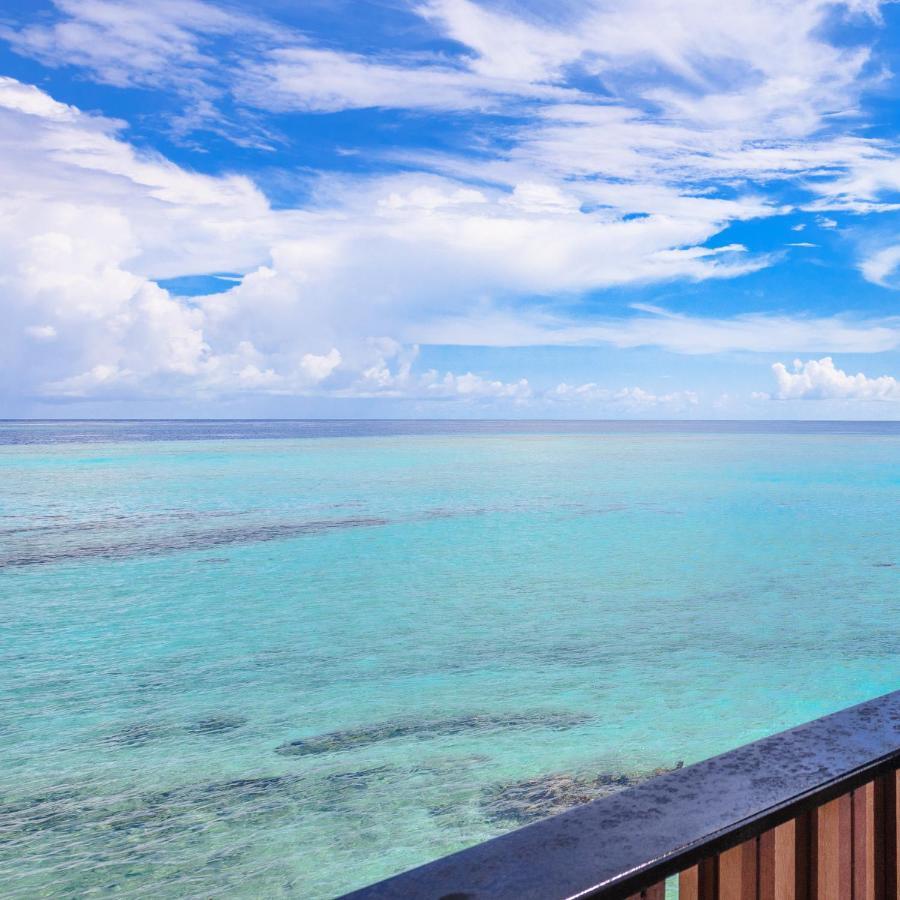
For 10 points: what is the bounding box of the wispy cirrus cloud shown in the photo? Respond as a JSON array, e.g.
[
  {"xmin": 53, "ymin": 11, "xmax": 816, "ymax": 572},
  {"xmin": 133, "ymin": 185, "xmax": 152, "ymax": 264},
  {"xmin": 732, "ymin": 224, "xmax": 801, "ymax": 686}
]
[
  {"xmin": 2, "ymin": 0, "xmax": 265, "ymax": 88},
  {"xmin": 1, "ymin": 0, "xmax": 284, "ymax": 144},
  {"xmin": 238, "ymin": 47, "xmax": 583, "ymax": 114},
  {"xmin": 859, "ymin": 243, "xmax": 900, "ymax": 286},
  {"xmin": 411, "ymin": 306, "xmax": 900, "ymax": 354}
]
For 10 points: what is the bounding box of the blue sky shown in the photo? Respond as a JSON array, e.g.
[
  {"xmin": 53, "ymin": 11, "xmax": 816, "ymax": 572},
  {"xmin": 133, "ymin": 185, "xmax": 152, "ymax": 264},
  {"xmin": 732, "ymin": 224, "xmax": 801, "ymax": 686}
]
[{"xmin": 3, "ymin": 0, "xmax": 900, "ymax": 418}]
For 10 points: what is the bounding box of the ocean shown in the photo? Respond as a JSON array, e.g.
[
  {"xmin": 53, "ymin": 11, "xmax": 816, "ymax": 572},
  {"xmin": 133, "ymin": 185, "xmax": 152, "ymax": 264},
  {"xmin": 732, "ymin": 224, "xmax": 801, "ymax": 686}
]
[{"xmin": 2, "ymin": 420, "xmax": 899, "ymax": 897}]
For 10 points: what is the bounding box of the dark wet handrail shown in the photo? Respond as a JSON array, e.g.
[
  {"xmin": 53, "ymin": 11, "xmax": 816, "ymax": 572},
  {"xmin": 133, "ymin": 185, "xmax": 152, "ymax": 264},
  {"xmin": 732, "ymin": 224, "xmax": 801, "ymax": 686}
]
[{"xmin": 341, "ymin": 689, "xmax": 900, "ymax": 900}]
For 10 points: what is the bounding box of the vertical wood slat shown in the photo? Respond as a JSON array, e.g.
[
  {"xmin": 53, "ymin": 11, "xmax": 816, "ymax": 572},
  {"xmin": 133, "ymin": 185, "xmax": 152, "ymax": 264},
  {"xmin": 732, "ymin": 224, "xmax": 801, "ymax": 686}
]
[
  {"xmin": 816, "ymin": 793, "xmax": 853, "ymax": 900},
  {"xmin": 885, "ymin": 770, "xmax": 900, "ymax": 900},
  {"xmin": 759, "ymin": 827, "xmax": 776, "ymax": 900},
  {"xmin": 853, "ymin": 778, "xmax": 885, "ymax": 900},
  {"xmin": 679, "ymin": 857, "xmax": 718, "ymax": 900},
  {"xmin": 759, "ymin": 814, "xmax": 810, "ymax": 900},
  {"xmin": 719, "ymin": 838, "xmax": 758, "ymax": 900}
]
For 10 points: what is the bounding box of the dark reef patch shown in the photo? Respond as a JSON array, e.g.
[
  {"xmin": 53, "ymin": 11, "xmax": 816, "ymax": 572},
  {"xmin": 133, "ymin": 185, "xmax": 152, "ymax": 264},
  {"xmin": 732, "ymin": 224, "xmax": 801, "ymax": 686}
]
[
  {"xmin": 0, "ymin": 516, "xmax": 388, "ymax": 568},
  {"xmin": 480, "ymin": 763, "xmax": 683, "ymax": 825},
  {"xmin": 184, "ymin": 715, "xmax": 247, "ymax": 735},
  {"xmin": 325, "ymin": 766, "xmax": 392, "ymax": 790},
  {"xmin": 0, "ymin": 760, "xmax": 414, "ymax": 867},
  {"xmin": 181, "ymin": 774, "xmax": 299, "ymax": 803},
  {"xmin": 102, "ymin": 723, "xmax": 168, "ymax": 747},
  {"xmin": 0, "ymin": 790, "xmax": 84, "ymax": 835},
  {"xmin": 275, "ymin": 711, "xmax": 591, "ymax": 756}
]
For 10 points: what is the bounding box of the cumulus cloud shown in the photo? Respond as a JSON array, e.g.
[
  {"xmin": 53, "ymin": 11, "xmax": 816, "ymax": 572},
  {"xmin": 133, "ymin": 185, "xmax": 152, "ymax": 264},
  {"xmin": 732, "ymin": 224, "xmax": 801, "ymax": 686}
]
[
  {"xmin": 3, "ymin": 0, "xmax": 900, "ymax": 412},
  {"xmin": 0, "ymin": 77, "xmax": 807, "ymax": 405},
  {"xmin": 769, "ymin": 357, "xmax": 900, "ymax": 400},
  {"xmin": 324, "ymin": 342, "xmax": 533, "ymax": 402},
  {"xmin": 0, "ymin": 76, "xmax": 306, "ymax": 400},
  {"xmin": 549, "ymin": 382, "xmax": 699, "ymax": 411}
]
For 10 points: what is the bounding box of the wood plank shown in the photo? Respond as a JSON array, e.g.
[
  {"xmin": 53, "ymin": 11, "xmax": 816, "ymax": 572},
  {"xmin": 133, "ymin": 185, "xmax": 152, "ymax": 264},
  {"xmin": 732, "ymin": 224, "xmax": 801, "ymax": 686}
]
[
  {"xmin": 810, "ymin": 801, "xmax": 819, "ymax": 898},
  {"xmin": 765, "ymin": 813, "xmax": 811, "ymax": 900},
  {"xmin": 679, "ymin": 857, "xmax": 718, "ymax": 900},
  {"xmin": 816, "ymin": 793, "xmax": 853, "ymax": 900},
  {"xmin": 853, "ymin": 779, "xmax": 884, "ymax": 900},
  {"xmin": 719, "ymin": 838, "xmax": 758, "ymax": 900},
  {"xmin": 885, "ymin": 770, "xmax": 900, "ymax": 900},
  {"xmin": 759, "ymin": 827, "xmax": 776, "ymax": 900},
  {"xmin": 760, "ymin": 812, "xmax": 812, "ymax": 900}
]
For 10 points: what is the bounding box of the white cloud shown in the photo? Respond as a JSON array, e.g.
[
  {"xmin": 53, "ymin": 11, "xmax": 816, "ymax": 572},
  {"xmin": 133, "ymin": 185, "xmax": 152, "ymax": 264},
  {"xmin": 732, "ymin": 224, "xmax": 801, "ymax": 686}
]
[
  {"xmin": 5, "ymin": 0, "xmax": 898, "ymax": 234},
  {"xmin": 24, "ymin": 324, "xmax": 58, "ymax": 341},
  {"xmin": 0, "ymin": 76, "xmax": 300, "ymax": 398},
  {"xmin": 2, "ymin": 0, "xmax": 263, "ymax": 89},
  {"xmin": 412, "ymin": 307, "xmax": 900, "ymax": 354},
  {"xmin": 301, "ymin": 348, "xmax": 342, "ymax": 383},
  {"xmin": 3, "ymin": 74, "xmax": 900, "ymax": 409},
  {"xmin": 327, "ymin": 341, "xmax": 532, "ymax": 402},
  {"xmin": 433, "ymin": 371, "xmax": 532, "ymax": 401},
  {"xmin": 2, "ymin": 0, "xmax": 900, "ymax": 412},
  {"xmin": 240, "ymin": 47, "xmax": 579, "ymax": 113},
  {"xmin": 420, "ymin": 0, "xmax": 874, "ymax": 109},
  {"xmin": 549, "ymin": 382, "xmax": 698, "ymax": 411},
  {"xmin": 7, "ymin": 0, "xmax": 891, "ymax": 213},
  {"xmin": 402, "ymin": 0, "xmax": 891, "ymax": 212},
  {"xmin": 770, "ymin": 357, "xmax": 900, "ymax": 400},
  {"xmin": 860, "ymin": 244, "xmax": 900, "ymax": 286},
  {"xmin": 1, "ymin": 0, "xmax": 283, "ymax": 143}
]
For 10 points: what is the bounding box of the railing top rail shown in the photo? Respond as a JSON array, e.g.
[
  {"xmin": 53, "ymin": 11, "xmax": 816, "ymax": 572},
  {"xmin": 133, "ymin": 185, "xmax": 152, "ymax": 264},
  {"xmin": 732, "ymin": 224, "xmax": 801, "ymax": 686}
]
[{"xmin": 341, "ymin": 689, "xmax": 900, "ymax": 900}]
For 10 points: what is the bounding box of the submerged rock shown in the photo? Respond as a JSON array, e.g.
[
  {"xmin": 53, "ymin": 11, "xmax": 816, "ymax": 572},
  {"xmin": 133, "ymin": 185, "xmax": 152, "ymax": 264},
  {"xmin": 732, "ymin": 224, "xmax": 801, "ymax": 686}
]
[
  {"xmin": 275, "ymin": 711, "xmax": 591, "ymax": 756},
  {"xmin": 102, "ymin": 723, "xmax": 167, "ymax": 747},
  {"xmin": 0, "ymin": 761, "xmax": 398, "ymax": 847},
  {"xmin": 0, "ymin": 790, "xmax": 83, "ymax": 835},
  {"xmin": 185, "ymin": 715, "xmax": 247, "ymax": 735},
  {"xmin": 191, "ymin": 775, "xmax": 297, "ymax": 802},
  {"xmin": 481, "ymin": 762, "xmax": 683, "ymax": 825},
  {"xmin": 325, "ymin": 765, "xmax": 392, "ymax": 790}
]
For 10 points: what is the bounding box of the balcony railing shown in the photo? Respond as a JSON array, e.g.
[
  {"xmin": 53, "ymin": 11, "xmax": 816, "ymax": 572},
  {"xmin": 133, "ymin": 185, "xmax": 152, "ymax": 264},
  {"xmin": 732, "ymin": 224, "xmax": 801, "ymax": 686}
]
[{"xmin": 342, "ymin": 689, "xmax": 900, "ymax": 899}]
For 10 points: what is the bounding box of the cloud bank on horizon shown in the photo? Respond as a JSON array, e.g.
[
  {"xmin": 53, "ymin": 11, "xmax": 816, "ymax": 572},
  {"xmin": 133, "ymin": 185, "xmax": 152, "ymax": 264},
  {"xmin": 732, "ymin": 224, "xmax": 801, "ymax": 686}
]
[{"xmin": 4, "ymin": 0, "xmax": 900, "ymax": 417}]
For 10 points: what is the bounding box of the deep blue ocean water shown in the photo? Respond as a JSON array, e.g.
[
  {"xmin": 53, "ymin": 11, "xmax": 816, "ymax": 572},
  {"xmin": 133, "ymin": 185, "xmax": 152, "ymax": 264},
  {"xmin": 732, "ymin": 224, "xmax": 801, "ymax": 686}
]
[{"xmin": 2, "ymin": 420, "xmax": 899, "ymax": 897}]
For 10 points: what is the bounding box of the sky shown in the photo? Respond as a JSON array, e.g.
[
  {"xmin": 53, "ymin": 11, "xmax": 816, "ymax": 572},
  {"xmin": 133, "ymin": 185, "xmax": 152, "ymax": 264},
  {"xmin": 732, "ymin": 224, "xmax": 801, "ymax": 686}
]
[{"xmin": 3, "ymin": 1, "xmax": 900, "ymax": 418}]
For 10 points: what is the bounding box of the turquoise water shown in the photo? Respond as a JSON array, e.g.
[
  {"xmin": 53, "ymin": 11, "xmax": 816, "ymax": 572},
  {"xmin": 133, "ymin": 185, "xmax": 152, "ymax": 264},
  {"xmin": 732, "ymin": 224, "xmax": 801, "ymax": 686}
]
[{"xmin": 2, "ymin": 421, "xmax": 900, "ymax": 897}]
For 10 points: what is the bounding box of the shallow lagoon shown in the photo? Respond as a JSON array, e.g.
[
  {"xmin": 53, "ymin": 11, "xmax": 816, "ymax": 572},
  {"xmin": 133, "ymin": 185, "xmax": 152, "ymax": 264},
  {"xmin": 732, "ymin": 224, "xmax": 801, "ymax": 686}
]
[{"xmin": 2, "ymin": 421, "xmax": 899, "ymax": 897}]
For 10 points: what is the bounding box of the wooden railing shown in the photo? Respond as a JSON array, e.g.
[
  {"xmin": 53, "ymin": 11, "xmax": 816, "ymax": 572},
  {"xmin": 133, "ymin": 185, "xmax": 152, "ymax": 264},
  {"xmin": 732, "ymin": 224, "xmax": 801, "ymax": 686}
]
[
  {"xmin": 676, "ymin": 777, "xmax": 892, "ymax": 899},
  {"xmin": 342, "ymin": 690, "xmax": 900, "ymax": 899}
]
